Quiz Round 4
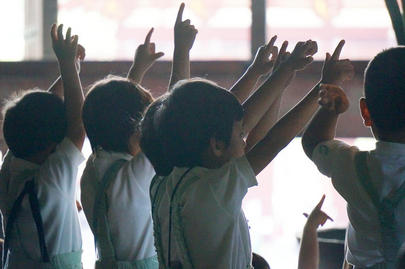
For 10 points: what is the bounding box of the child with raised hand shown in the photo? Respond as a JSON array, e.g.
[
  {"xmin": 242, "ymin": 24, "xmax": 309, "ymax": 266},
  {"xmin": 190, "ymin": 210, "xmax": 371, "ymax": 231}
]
[
  {"xmin": 140, "ymin": 40, "xmax": 353, "ymax": 268},
  {"xmin": 80, "ymin": 28, "xmax": 163, "ymax": 269},
  {"xmin": 299, "ymin": 195, "xmax": 333, "ymax": 269},
  {"xmin": 302, "ymin": 47, "xmax": 405, "ymax": 268},
  {"xmin": 0, "ymin": 24, "xmax": 85, "ymax": 269},
  {"xmin": 80, "ymin": 5, "xmax": 197, "ymax": 267}
]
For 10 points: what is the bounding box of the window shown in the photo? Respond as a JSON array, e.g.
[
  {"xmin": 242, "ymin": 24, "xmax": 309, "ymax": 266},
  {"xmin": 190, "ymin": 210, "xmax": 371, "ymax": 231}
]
[
  {"xmin": 266, "ymin": 0, "xmax": 397, "ymax": 59},
  {"xmin": 0, "ymin": 1, "xmax": 25, "ymax": 61},
  {"xmin": 58, "ymin": 0, "xmax": 251, "ymax": 60}
]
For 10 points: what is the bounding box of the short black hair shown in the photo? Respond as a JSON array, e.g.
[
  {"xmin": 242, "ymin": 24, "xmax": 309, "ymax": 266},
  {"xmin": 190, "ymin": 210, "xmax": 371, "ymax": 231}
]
[
  {"xmin": 364, "ymin": 47, "xmax": 405, "ymax": 132},
  {"xmin": 82, "ymin": 76, "xmax": 153, "ymax": 153},
  {"xmin": 140, "ymin": 78, "xmax": 244, "ymax": 176},
  {"xmin": 3, "ymin": 90, "xmax": 67, "ymax": 158}
]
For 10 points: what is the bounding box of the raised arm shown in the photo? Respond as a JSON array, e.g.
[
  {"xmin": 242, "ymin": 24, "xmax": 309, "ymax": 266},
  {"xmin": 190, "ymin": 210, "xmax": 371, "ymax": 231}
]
[
  {"xmin": 48, "ymin": 44, "xmax": 86, "ymax": 98},
  {"xmin": 245, "ymin": 41, "xmax": 291, "ymax": 151},
  {"xmin": 298, "ymin": 195, "xmax": 333, "ymax": 269},
  {"xmin": 302, "ymin": 85, "xmax": 350, "ymax": 158},
  {"xmin": 127, "ymin": 28, "xmax": 164, "ymax": 84},
  {"xmin": 51, "ymin": 24, "xmax": 85, "ymax": 150},
  {"xmin": 242, "ymin": 40, "xmax": 317, "ymax": 137},
  {"xmin": 230, "ymin": 36, "xmax": 278, "ymax": 103},
  {"xmin": 245, "ymin": 40, "xmax": 354, "ymax": 175},
  {"xmin": 168, "ymin": 3, "xmax": 198, "ymax": 89},
  {"xmin": 302, "ymin": 40, "xmax": 354, "ymax": 158}
]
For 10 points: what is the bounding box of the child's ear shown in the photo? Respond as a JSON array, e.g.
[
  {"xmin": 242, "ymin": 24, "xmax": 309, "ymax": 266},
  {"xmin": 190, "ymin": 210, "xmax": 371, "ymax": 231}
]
[
  {"xmin": 209, "ymin": 137, "xmax": 226, "ymax": 157},
  {"xmin": 359, "ymin": 98, "xmax": 372, "ymax": 127}
]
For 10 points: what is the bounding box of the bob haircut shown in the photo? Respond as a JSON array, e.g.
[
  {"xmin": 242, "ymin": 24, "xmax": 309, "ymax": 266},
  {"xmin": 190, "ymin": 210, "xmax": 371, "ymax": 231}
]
[
  {"xmin": 140, "ymin": 78, "xmax": 244, "ymax": 176},
  {"xmin": 82, "ymin": 76, "xmax": 153, "ymax": 153},
  {"xmin": 3, "ymin": 90, "xmax": 66, "ymax": 158}
]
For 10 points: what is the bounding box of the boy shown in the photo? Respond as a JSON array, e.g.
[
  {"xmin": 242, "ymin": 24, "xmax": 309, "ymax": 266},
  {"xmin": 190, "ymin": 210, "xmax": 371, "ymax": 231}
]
[
  {"xmin": 302, "ymin": 47, "xmax": 405, "ymax": 268},
  {"xmin": 0, "ymin": 24, "xmax": 85, "ymax": 268}
]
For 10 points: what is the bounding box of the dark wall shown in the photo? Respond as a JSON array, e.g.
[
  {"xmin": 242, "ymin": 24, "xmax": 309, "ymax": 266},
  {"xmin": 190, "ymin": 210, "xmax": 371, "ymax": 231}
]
[{"xmin": 0, "ymin": 60, "xmax": 371, "ymax": 151}]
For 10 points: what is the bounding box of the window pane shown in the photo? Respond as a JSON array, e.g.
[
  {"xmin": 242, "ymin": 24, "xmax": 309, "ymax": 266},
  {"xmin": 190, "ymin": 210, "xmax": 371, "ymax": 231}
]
[
  {"xmin": 266, "ymin": 0, "xmax": 397, "ymax": 60},
  {"xmin": 0, "ymin": 1, "xmax": 25, "ymax": 61},
  {"xmin": 58, "ymin": 0, "xmax": 251, "ymax": 60}
]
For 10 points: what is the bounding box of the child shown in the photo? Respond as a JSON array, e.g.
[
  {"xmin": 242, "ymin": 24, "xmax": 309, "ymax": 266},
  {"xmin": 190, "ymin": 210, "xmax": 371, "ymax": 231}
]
[
  {"xmin": 140, "ymin": 39, "xmax": 353, "ymax": 268},
  {"xmin": 302, "ymin": 47, "xmax": 405, "ymax": 268},
  {"xmin": 80, "ymin": 3, "xmax": 197, "ymax": 268},
  {"xmin": 0, "ymin": 24, "xmax": 85, "ymax": 268},
  {"xmin": 298, "ymin": 195, "xmax": 333, "ymax": 269}
]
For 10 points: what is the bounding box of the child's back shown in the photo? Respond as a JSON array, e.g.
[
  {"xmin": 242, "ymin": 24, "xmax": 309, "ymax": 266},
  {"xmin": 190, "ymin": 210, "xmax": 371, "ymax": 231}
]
[
  {"xmin": 80, "ymin": 76, "xmax": 158, "ymax": 268},
  {"xmin": 302, "ymin": 47, "xmax": 405, "ymax": 268},
  {"xmin": 0, "ymin": 24, "xmax": 85, "ymax": 269}
]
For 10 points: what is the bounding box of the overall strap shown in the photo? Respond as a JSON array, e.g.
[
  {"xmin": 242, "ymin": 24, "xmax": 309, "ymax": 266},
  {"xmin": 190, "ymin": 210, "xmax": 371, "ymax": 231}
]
[
  {"xmin": 93, "ymin": 159, "xmax": 127, "ymax": 262},
  {"xmin": 354, "ymin": 152, "xmax": 402, "ymax": 264},
  {"xmin": 3, "ymin": 179, "xmax": 50, "ymax": 269}
]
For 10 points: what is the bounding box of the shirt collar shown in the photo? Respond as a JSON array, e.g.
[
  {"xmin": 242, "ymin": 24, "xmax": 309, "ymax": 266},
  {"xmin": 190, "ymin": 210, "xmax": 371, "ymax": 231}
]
[{"xmin": 94, "ymin": 147, "xmax": 133, "ymax": 161}]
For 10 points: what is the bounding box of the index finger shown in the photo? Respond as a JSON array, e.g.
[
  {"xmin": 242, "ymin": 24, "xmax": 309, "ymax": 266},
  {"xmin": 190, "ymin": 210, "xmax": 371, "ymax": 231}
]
[
  {"xmin": 315, "ymin": 194, "xmax": 326, "ymax": 210},
  {"xmin": 331, "ymin": 40, "xmax": 345, "ymax": 60},
  {"xmin": 144, "ymin": 28, "xmax": 154, "ymax": 44},
  {"xmin": 176, "ymin": 3, "xmax": 185, "ymax": 24},
  {"xmin": 265, "ymin": 35, "xmax": 277, "ymax": 50}
]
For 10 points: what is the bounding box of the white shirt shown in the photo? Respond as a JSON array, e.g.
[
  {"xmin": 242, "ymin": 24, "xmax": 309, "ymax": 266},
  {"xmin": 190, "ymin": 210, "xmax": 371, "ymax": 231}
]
[
  {"xmin": 312, "ymin": 140, "xmax": 405, "ymax": 267},
  {"xmin": 151, "ymin": 156, "xmax": 257, "ymax": 269},
  {"xmin": 80, "ymin": 149, "xmax": 156, "ymax": 261},
  {"xmin": 0, "ymin": 138, "xmax": 84, "ymax": 259}
]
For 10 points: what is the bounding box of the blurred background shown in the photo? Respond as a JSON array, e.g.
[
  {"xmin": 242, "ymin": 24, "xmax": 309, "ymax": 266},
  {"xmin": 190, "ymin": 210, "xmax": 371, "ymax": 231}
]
[{"xmin": 0, "ymin": 0, "xmax": 402, "ymax": 268}]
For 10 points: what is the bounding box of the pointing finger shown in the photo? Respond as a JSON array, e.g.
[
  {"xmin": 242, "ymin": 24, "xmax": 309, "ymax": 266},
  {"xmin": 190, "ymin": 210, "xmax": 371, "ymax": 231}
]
[
  {"xmin": 331, "ymin": 40, "xmax": 345, "ymax": 60},
  {"xmin": 176, "ymin": 3, "xmax": 185, "ymax": 25},
  {"xmin": 280, "ymin": 41, "xmax": 288, "ymax": 55},
  {"xmin": 315, "ymin": 194, "xmax": 326, "ymax": 210},
  {"xmin": 144, "ymin": 28, "xmax": 154, "ymax": 44},
  {"xmin": 266, "ymin": 35, "xmax": 277, "ymax": 51}
]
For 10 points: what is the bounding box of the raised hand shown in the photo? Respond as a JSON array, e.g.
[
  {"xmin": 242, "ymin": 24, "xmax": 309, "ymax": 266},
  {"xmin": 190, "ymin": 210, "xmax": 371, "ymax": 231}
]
[
  {"xmin": 250, "ymin": 36, "xmax": 278, "ymax": 76},
  {"xmin": 129, "ymin": 28, "xmax": 164, "ymax": 83},
  {"xmin": 51, "ymin": 24, "xmax": 78, "ymax": 64},
  {"xmin": 318, "ymin": 84, "xmax": 349, "ymax": 114},
  {"xmin": 285, "ymin": 40, "xmax": 318, "ymax": 71},
  {"xmin": 174, "ymin": 3, "xmax": 198, "ymax": 52},
  {"xmin": 321, "ymin": 40, "xmax": 355, "ymax": 85},
  {"xmin": 303, "ymin": 195, "xmax": 333, "ymax": 231}
]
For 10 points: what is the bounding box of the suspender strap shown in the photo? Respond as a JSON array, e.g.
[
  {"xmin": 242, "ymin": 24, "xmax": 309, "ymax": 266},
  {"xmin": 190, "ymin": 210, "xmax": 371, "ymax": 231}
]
[
  {"xmin": 27, "ymin": 180, "xmax": 50, "ymax": 262},
  {"xmin": 168, "ymin": 168, "xmax": 193, "ymax": 269},
  {"xmin": 354, "ymin": 152, "xmax": 380, "ymax": 208},
  {"xmin": 93, "ymin": 159, "xmax": 127, "ymax": 261},
  {"xmin": 3, "ymin": 179, "xmax": 50, "ymax": 269},
  {"xmin": 354, "ymin": 152, "xmax": 405, "ymax": 264}
]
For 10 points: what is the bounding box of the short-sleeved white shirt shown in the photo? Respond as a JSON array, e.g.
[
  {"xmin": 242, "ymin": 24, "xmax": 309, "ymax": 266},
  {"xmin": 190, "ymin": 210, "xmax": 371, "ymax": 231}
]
[
  {"xmin": 151, "ymin": 156, "xmax": 258, "ymax": 269},
  {"xmin": 311, "ymin": 139, "xmax": 405, "ymax": 267},
  {"xmin": 80, "ymin": 149, "xmax": 156, "ymax": 261},
  {"xmin": 0, "ymin": 138, "xmax": 85, "ymax": 260}
]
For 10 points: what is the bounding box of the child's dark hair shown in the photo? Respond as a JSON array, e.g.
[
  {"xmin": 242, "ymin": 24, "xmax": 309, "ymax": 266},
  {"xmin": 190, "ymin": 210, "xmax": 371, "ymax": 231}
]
[
  {"xmin": 364, "ymin": 47, "xmax": 405, "ymax": 132},
  {"xmin": 3, "ymin": 90, "xmax": 67, "ymax": 158},
  {"xmin": 140, "ymin": 78, "xmax": 244, "ymax": 176},
  {"xmin": 82, "ymin": 76, "xmax": 153, "ymax": 153}
]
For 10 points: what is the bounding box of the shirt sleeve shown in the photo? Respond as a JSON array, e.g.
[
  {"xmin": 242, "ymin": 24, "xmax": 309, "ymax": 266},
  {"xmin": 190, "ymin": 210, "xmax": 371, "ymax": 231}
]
[
  {"xmin": 38, "ymin": 137, "xmax": 85, "ymax": 197},
  {"xmin": 311, "ymin": 140, "xmax": 359, "ymax": 193},
  {"xmin": 208, "ymin": 156, "xmax": 258, "ymax": 216}
]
